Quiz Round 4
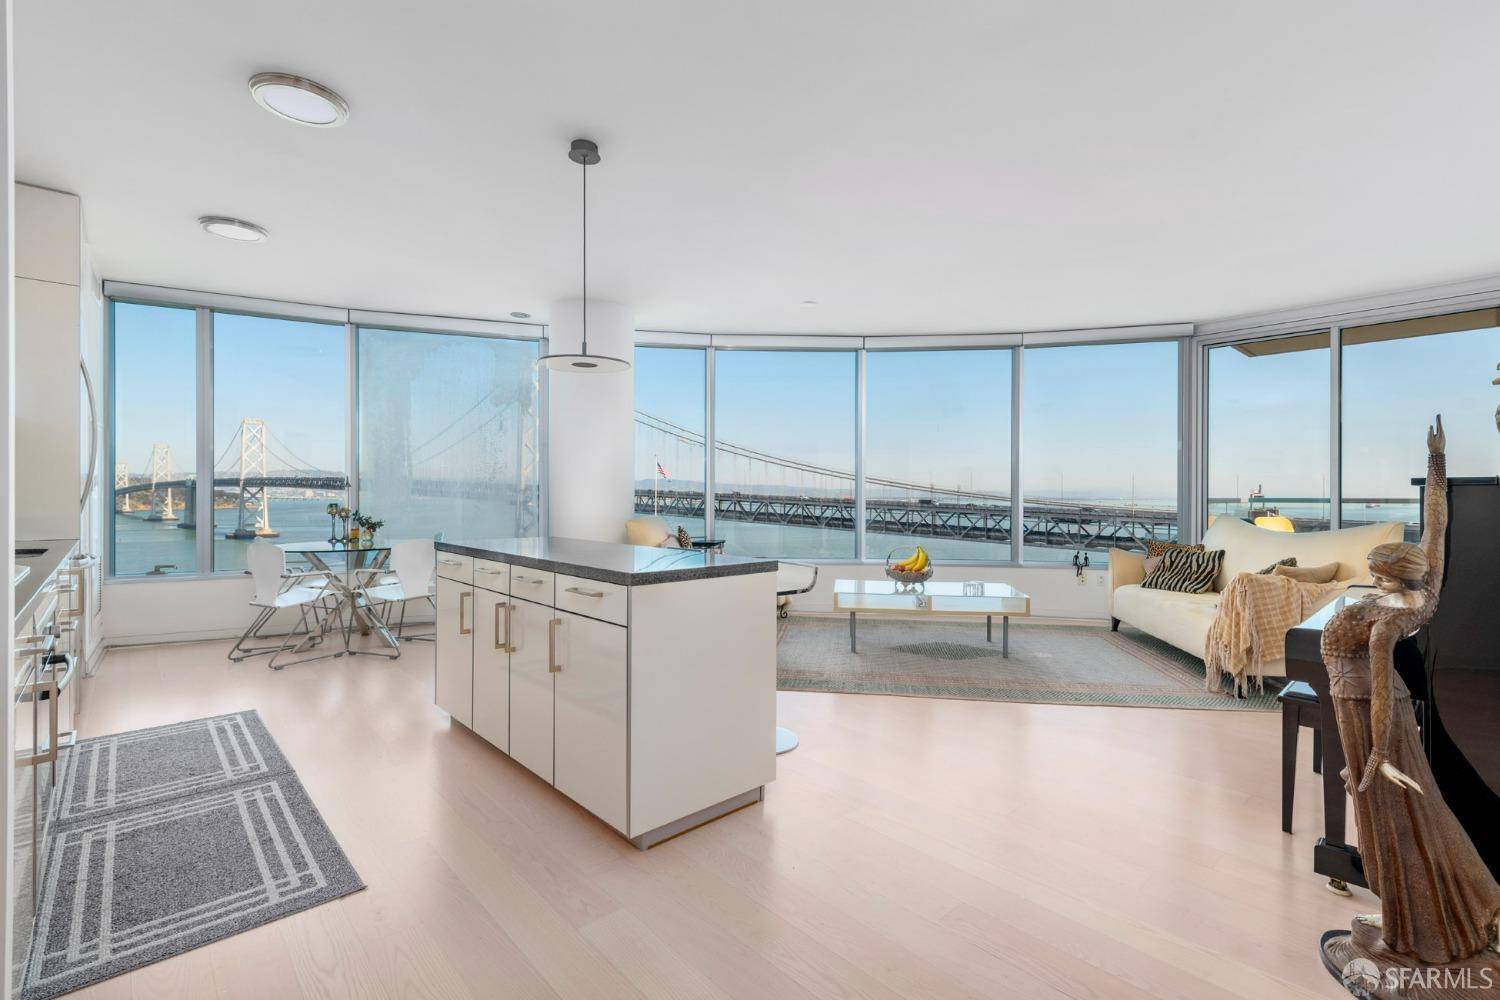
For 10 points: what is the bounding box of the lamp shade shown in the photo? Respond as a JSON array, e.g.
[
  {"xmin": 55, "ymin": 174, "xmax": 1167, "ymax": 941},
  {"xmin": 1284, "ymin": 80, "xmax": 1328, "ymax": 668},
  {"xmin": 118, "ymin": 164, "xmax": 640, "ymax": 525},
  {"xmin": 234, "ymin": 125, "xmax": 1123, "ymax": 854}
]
[{"xmin": 1254, "ymin": 515, "xmax": 1296, "ymax": 533}]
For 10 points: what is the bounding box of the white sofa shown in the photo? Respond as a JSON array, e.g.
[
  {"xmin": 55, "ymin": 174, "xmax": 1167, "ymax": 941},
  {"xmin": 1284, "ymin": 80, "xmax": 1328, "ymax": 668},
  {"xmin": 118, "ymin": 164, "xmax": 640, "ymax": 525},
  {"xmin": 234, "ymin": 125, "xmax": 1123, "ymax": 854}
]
[{"xmin": 1107, "ymin": 516, "xmax": 1404, "ymax": 672}]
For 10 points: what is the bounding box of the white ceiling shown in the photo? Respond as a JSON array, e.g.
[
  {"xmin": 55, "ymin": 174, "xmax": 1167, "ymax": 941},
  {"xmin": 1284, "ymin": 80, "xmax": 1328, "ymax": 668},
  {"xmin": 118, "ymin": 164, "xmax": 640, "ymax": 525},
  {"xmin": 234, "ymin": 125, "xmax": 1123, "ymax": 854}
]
[{"xmin": 16, "ymin": 1, "xmax": 1500, "ymax": 334}]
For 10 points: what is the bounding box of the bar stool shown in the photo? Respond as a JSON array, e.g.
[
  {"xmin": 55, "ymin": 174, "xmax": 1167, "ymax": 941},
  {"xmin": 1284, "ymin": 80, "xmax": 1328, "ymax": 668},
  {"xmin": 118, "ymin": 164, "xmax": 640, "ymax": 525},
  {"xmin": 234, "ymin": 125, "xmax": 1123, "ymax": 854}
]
[{"xmin": 1277, "ymin": 680, "xmax": 1322, "ymax": 833}]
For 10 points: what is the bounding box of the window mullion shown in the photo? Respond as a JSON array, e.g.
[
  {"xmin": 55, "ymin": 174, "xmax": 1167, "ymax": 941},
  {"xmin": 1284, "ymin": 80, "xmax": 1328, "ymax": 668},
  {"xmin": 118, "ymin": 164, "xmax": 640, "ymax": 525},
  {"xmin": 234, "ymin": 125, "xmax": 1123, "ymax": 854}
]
[
  {"xmin": 1329, "ymin": 325, "xmax": 1342, "ymax": 530},
  {"xmin": 704, "ymin": 346, "xmax": 715, "ymax": 541},
  {"xmin": 1010, "ymin": 346, "xmax": 1024, "ymax": 564},
  {"xmin": 855, "ymin": 348, "xmax": 866, "ymax": 561},
  {"xmin": 195, "ymin": 307, "xmax": 214, "ymax": 574}
]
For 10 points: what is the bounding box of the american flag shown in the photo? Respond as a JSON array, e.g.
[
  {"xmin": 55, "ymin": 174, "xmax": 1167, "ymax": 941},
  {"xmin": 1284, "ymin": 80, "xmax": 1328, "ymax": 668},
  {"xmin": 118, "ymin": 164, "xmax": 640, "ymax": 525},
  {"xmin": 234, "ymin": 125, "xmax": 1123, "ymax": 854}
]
[{"xmin": 656, "ymin": 461, "xmax": 670, "ymax": 478}]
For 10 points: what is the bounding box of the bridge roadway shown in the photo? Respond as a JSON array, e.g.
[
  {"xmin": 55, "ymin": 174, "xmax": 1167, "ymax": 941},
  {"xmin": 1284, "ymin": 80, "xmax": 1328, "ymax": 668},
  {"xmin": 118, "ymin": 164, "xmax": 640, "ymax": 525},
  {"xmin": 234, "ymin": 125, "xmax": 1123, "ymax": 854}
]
[
  {"xmin": 637, "ymin": 488, "xmax": 1185, "ymax": 552},
  {"xmin": 115, "ymin": 475, "xmax": 350, "ymax": 496}
]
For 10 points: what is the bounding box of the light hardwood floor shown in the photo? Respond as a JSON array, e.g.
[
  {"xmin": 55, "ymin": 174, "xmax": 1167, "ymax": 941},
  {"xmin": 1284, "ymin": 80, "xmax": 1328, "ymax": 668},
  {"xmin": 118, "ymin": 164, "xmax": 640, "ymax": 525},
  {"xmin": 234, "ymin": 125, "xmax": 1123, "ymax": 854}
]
[{"xmin": 63, "ymin": 634, "xmax": 1362, "ymax": 1000}]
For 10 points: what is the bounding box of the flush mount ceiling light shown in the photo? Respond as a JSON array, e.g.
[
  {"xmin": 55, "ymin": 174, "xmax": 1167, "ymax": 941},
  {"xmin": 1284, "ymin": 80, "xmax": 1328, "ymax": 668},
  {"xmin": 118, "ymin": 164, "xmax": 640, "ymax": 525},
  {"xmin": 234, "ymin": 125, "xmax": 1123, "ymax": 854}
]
[
  {"xmin": 248, "ymin": 72, "xmax": 350, "ymax": 128},
  {"xmin": 537, "ymin": 139, "xmax": 631, "ymax": 374},
  {"xmin": 510, "ymin": 311, "xmax": 532, "ymax": 320},
  {"xmin": 198, "ymin": 216, "xmax": 269, "ymax": 242}
]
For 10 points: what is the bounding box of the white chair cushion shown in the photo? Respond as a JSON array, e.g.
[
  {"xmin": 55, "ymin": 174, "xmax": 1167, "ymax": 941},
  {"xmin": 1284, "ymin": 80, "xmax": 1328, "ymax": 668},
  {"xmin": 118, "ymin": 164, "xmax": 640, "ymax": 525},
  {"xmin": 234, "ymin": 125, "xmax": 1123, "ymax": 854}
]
[{"xmin": 254, "ymin": 585, "xmax": 329, "ymax": 610}]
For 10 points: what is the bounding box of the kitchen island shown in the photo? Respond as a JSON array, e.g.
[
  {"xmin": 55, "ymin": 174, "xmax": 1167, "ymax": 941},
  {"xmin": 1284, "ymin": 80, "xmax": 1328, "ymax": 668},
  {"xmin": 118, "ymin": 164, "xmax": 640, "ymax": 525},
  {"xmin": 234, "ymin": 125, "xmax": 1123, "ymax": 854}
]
[{"xmin": 433, "ymin": 537, "xmax": 779, "ymax": 848}]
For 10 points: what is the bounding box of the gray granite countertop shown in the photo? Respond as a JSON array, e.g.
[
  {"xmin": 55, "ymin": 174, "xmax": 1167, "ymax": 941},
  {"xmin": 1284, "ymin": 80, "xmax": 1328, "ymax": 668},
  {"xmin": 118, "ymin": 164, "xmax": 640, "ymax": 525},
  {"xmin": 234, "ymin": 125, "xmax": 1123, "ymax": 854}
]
[
  {"xmin": 436, "ymin": 536, "xmax": 777, "ymax": 586},
  {"xmin": 15, "ymin": 538, "xmax": 77, "ymax": 626}
]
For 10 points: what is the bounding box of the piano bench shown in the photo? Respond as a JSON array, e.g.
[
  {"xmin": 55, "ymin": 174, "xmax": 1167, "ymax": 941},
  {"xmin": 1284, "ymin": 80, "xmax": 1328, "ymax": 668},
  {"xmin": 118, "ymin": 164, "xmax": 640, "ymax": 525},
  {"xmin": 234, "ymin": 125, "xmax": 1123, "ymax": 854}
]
[{"xmin": 1277, "ymin": 680, "xmax": 1323, "ymax": 834}]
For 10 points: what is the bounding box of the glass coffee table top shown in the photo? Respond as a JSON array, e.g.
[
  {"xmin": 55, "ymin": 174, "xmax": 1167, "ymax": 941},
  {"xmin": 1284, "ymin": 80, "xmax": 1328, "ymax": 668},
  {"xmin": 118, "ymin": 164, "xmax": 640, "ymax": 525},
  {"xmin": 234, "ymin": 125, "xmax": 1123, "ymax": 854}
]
[
  {"xmin": 831, "ymin": 579, "xmax": 1031, "ymax": 656},
  {"xmin": 831, "ymin": 579, "xmax": 1030, "ymax": 614}
]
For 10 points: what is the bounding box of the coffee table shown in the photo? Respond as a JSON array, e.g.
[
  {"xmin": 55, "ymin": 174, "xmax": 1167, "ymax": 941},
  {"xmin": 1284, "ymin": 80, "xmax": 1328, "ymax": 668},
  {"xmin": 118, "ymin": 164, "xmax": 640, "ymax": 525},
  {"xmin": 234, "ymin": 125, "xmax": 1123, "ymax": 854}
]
[{"xmin": 832, "ymin": 579, "xmax": 1032, "ymax": 657}]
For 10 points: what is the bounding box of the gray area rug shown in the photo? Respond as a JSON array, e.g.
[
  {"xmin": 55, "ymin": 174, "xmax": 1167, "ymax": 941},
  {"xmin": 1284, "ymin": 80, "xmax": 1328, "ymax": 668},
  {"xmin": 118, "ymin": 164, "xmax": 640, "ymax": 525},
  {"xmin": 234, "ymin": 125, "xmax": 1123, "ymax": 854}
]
[
  {"xmin": 21, "ymin": 711, "xmax": 363, "ymax": 1000},
  {"xmin": 778, "ymin": 617, "xmax": 1280, "ymax": 711}
]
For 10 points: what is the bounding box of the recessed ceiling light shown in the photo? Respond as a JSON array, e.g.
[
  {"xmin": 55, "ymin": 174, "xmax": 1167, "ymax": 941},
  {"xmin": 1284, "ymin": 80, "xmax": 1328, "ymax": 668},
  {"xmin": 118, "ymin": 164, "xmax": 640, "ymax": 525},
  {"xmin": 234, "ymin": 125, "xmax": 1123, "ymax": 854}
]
[
  {"xmin": 800, "ymin": 299, "xmax": 819, "ymax": 307},
  {"xmin": 510, "ymin": 311, "xmax": 532, "ymax": 320},
  {"xmin": 249, "ymin": 72, "xmax": 349, "ymax": 128},
  {"xmin": 199, "ymin": 216, "xmax": 268, "ymax": 242}
]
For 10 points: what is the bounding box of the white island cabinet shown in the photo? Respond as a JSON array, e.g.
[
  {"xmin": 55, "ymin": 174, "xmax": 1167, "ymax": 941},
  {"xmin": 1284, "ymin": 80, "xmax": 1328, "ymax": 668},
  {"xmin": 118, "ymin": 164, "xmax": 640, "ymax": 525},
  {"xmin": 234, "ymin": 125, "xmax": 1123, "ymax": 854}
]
[{"xmin": 431, "ymin": 537, "xmax": 778, "ymax": 849}]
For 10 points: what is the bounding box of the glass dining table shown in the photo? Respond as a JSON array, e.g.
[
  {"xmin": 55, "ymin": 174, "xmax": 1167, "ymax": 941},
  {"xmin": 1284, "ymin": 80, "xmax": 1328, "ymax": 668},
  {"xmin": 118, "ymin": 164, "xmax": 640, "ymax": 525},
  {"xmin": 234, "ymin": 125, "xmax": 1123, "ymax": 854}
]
[{"xmin": 279, "ymin": 541, "xmax": 400, "ymax": 657}]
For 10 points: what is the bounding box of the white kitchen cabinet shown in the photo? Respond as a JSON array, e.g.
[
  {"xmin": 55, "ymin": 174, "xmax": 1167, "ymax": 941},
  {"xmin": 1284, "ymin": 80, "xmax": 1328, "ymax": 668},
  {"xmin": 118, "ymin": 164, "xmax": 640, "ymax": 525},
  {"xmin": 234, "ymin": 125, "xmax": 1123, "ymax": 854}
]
[
  {"xmin": 508, "ymin": 597, "xmax": 556, "ymax": 781},
  {"xmin": 471, "ymin": 586, "xmax": 510, "ymax": 751},
  {"xmin": 434, "ymin": 576, "xmax": 473, "ymax": 726},
  {"xmin": 431, "ymin": 539, "xmax": 776, "ymax": 849},
  {"xmin": 553, "ymin": 610, "xmax": 628, "ymax": 832}
]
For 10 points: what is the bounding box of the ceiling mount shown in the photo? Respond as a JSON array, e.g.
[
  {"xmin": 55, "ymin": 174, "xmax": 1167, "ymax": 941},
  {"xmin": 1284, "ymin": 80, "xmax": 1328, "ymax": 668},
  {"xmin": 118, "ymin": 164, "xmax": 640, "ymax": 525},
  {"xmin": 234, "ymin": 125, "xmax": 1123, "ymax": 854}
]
[
  {"xmin": 568, "ymin": 139, "xmax": 601, "ymax": 166},
  {"xmin": 249, "ymin": 72, "xmax": 350, "ymax": 128}
]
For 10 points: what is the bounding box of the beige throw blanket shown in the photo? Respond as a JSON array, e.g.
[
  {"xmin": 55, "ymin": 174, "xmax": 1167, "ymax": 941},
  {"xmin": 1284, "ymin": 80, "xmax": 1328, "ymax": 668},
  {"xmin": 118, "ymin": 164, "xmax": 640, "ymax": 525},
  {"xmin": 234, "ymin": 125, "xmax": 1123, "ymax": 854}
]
[{"xmin": 1205, "ymin": 572, "xmax": 1342, "ymax": 695}]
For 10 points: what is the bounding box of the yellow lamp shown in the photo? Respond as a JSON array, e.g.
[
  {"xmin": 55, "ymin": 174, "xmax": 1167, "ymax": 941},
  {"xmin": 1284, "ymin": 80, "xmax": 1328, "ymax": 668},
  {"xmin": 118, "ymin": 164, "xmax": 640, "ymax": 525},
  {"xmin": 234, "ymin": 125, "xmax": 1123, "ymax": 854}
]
[{"xmin": 1254, "ymin": 515, "xmax": 1295, "ymax": 533}]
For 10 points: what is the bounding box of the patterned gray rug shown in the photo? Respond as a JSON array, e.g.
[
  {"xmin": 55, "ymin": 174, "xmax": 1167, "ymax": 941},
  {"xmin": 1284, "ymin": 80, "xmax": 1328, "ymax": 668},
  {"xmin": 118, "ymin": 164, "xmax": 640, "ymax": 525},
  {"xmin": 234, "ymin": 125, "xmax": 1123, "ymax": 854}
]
[
  {"xmin": 778, "ymin": 617, "xmax": 1280, "ymax": 711},
  {"xmin": 21, "ymin": 711, "xmax": 363, "ymax": 1000}
]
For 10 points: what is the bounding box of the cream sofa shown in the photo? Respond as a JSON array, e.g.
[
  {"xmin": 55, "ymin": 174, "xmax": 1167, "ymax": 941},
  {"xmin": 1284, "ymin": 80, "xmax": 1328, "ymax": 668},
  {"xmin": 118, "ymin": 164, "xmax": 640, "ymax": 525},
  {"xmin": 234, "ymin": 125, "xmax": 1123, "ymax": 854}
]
[{"xmin": 1107, "ymin": 516, "xmax": 1404, "ymax": 672}]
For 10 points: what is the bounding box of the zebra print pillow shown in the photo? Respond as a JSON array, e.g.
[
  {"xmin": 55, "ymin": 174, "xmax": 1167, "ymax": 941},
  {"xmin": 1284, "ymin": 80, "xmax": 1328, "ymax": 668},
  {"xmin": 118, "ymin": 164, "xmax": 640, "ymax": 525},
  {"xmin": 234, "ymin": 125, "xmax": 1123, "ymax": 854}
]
[{"xmin": 1141, "ymin": 547, "xmax": 1224, "ymax": 594}]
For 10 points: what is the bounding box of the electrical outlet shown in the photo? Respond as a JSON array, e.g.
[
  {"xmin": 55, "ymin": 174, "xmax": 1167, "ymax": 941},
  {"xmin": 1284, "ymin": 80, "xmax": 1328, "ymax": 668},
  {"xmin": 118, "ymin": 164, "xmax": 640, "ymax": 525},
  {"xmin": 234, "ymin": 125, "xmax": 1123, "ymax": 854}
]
[
  {"xmin": 1076, "ymin": 572, "xmax": 1087, "ymax": 587},
  {"xmin": 1095, "ymin": 573, "xmax": 1105, "ymax": 586}
]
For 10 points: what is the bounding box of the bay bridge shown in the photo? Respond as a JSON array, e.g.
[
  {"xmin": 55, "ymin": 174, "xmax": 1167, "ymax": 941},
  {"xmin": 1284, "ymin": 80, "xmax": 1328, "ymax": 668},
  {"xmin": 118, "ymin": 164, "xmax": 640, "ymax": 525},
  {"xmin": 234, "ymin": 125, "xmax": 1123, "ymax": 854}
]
[
  {"xmin": 116, "ymin": 405, "xmax": 1185, "ymax": 554},
  {"xmin": 114, "ymin": 418, "xmax": 349, "ymax": 538},
  {"xmin": 635, "ymin": 411, "xmax": 1181, "ymax": 553},
  {"xmin": 115, "ymin": 376, "xmax": 542, "ymax": 539}
]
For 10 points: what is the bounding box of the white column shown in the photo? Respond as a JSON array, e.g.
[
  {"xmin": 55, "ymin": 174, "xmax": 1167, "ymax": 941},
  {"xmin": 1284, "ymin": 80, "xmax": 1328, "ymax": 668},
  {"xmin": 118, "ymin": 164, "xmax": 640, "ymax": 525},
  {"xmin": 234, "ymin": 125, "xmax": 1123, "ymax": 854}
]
[{"xmin": 547, "ymin": 299, "xmax": 635, "ymax": 542}]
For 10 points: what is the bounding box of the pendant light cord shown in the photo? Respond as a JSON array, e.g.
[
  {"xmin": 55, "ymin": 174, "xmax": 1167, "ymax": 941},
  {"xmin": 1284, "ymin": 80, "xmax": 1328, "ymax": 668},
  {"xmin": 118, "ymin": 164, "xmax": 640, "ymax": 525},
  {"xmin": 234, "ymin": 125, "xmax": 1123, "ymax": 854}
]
[{"xmin": 581, "ymin": 156, "xmax": 588, "ymax": 356}]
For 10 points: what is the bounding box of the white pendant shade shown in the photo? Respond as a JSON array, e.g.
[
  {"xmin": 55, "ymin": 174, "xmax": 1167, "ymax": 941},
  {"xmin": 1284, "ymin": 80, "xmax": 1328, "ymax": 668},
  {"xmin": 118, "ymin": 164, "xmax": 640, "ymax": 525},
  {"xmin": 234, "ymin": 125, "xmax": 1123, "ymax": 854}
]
[{"xmin": 540, "ymin": 353, "xmax": 631, "ymax": 373}]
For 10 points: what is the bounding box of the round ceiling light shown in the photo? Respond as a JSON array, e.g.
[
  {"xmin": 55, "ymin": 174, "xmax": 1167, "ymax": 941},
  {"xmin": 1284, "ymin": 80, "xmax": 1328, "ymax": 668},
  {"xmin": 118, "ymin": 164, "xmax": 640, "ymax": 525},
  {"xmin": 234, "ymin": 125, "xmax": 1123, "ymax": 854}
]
[
  {"xmin": 249, "ymin": 72, "xmax": 349, "ymax": 128},
  {"xmin": 199, "ymin": 216, "xmax": 268, "ymax": 242},
  {"xmin": 510, "ymin": 311, "xmax": 532, "ymax": 320}
]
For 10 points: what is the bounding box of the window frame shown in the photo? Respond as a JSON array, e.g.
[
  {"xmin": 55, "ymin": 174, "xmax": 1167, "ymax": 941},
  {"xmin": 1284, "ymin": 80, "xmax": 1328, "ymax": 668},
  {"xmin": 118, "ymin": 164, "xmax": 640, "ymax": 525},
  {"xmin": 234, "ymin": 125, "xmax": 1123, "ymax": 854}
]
[
  {"xmin": 104, "ymin": 284, "xmax": 546, "ymax": 581},
  {"xmin": 635, "ymin": 330, "xmax": 1190, "ymax": 567}
]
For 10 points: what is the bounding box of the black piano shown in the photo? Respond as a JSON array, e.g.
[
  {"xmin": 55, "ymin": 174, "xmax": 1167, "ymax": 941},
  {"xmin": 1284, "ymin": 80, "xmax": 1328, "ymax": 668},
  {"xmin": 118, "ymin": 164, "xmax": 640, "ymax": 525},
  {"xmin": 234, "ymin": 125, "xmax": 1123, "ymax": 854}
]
[{"xmin": 1284, "ymin": 476, "xmax": 1500, "ymax": 888}]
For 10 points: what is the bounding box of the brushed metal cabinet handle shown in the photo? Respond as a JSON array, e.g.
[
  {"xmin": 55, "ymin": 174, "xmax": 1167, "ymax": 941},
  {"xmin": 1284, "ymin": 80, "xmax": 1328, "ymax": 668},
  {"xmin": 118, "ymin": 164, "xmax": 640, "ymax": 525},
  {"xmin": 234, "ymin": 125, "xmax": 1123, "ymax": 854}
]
[
  {"xmin": 548, "ymin": 618, "xmax": 562, "ymax": 672},
  {"xmin": 459, "ymin": 591, "xmax": 473, "ymax": 636},
  {"xmin": 495, "ymin": 601, "xmax": 514, "ymax": 652},
  {"xmin": 17, "ymin": 680, "xmax": 58, "ymax": 768},
  {"xmin": 477, "ymin": 567, "xmax": 505, "ymax": 576},
  {"xmin": 439, "ymin": 557, "xmax": 463, "ymax": 567},
  {"xmin": 565, "ymin": 586, "xmax": 605, "ymax": 599}
]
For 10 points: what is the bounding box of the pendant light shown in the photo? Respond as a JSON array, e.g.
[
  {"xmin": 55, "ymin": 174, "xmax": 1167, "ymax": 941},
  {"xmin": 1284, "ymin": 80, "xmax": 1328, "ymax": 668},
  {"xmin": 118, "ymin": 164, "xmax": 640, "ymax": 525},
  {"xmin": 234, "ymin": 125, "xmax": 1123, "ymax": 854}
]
[{"xmin": 538, "ymin": 138, "xmax": 630, "ymax": 373}]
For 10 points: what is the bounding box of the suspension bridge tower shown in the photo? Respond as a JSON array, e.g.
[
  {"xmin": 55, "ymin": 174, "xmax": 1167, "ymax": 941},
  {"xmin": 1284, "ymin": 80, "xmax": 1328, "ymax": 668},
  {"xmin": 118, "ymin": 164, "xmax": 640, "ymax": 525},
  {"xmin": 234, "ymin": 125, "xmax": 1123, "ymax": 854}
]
[
  {"xmin": 115, "ymin": 460, "xmax": 131, "ymax": 512},
  {"xmin": 228, "ymin": 417, "xmax": 279, "ymax": 539},
  {"xmin": 144, "ymin": 443, "xmax": 178, "ymax": 521}
]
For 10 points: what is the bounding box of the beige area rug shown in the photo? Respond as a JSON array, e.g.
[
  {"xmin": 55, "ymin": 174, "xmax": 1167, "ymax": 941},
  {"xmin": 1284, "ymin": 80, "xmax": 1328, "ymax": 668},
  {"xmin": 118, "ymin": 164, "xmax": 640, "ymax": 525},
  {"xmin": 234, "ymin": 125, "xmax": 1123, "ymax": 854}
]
[{"xmin": 777, "ymin": 616, "xmax": 1280, "ymax": 711}]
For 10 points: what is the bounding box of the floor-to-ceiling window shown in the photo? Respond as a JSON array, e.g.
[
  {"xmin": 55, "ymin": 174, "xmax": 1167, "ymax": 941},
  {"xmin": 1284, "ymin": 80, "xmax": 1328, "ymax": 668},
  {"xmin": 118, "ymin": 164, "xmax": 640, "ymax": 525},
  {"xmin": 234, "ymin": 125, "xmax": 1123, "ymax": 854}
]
[
  {"xmin": 108, "ymin": 292, "xmax": 543, "ymax": 578},
  {"xmin": 109, "ymin": 302, "xmax": 198, "ymax": 576},
  {"xmin": 865, "ymin": 348, "xmax": 1012, "ymax": 561},
  {"xmin": 213, "ymin": 312, "xmax": 347, "ymax": 572},
  {"xmin": 357, "ymin": 327, "xmax": 541, "ymax": 543},
  {"xmin": 713, "ymin": 349, "xmax": 857, "ymax": 558},
  {"xmin": 1023, "ymin": 341, "xmax": 1180, "ymax": 563},
  {"xmin": 1341, "ymin": 310, "xmax": 1500, "ymax": 540},
  {"xmin": 1207, "ymin": 332, "xmax": 1332, "ymax": 532},
  {"xmin": 633, "ymin": 346, "xmax": 708, "ymax": 538}
]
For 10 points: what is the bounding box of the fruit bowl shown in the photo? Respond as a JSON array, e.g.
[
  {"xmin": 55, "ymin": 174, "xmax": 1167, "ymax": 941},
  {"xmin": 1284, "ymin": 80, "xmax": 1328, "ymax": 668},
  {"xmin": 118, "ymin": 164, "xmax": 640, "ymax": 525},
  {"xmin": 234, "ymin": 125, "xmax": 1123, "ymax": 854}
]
[{"xmin": 885, "ymin": 547, "xmax": 934, "ymax": 589}]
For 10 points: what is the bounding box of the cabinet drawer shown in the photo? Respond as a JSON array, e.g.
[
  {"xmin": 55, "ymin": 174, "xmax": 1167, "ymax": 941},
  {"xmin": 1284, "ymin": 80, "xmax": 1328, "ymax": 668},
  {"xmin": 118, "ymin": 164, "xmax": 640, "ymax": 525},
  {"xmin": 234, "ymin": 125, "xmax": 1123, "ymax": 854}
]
[
  {"xmin": 435, "ymin": 552, "xmax": 473, "ymax": 583},
  {"xmin": 554, "ymin": 574, "xmax": 627, "ymax": 626},
  {"xmin": 474, "ymin": 559, "xmax": 510, "ymax": 593},
  {"xmin": 508, "ymin": 567, "xmax": 555, "ymax": 605}
]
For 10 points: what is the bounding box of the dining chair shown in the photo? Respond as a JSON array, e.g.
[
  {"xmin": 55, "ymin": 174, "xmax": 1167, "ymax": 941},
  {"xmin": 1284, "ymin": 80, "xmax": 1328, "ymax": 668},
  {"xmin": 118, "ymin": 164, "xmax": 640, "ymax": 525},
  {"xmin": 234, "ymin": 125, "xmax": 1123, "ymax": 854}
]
[
  {"xmin": 228, "ymin": 541, "xmax": 341, "ymax": 670},
  {"xmin": 357, "ymin": 539, "xmax": 437, "ymax": 645}
]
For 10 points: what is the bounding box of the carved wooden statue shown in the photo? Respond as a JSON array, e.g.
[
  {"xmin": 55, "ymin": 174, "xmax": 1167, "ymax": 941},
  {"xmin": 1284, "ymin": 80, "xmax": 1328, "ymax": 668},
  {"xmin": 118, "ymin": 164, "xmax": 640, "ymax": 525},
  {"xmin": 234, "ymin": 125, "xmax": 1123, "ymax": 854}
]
[{"xmin": 1319, "ymin": 415, "xmax": 1500, "ymax": 997}]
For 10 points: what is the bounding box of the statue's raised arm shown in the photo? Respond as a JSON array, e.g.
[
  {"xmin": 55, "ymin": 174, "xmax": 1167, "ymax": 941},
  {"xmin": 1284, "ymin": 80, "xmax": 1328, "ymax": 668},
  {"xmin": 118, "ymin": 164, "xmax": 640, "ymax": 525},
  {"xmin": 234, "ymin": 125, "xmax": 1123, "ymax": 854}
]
[{"xmin": 1421, "ymin": 414, "xmax": 1448, "ymax": 590}]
